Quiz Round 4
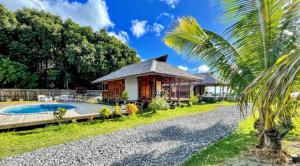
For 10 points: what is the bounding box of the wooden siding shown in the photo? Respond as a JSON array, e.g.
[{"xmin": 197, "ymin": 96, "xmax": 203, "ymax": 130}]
[
  {"xmin": 102, "ymin": 80, "xmax": 125, "ymax": 100},
  {"xmin": 101, "ymin": 75, "xmax": 192, "ymax": 102},
  {"xmin": 138, "ymin": 75, "xmax": 164, "ymax": 101},
  {"xmin": 138, "ymin": 76, "xmax": 152, "ymax": 100}
]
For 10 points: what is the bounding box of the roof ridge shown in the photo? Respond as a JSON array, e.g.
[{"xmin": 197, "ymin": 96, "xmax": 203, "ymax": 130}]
[{"xmin": 150, "ymin": 59, "xmax": 157, "ymax": 71}]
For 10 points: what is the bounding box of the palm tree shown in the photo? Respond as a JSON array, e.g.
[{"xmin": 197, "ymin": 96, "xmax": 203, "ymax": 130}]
[{"xmin": 164, "ymin": 0, "xmax": 299, "ymax": 151}]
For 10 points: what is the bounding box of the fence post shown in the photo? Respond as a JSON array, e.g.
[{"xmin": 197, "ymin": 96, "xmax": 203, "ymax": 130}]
[
  {"xmin": 0, "ymin": 89, "xmax": 3, "ymax": 102},
  {"xmin": 27, "ymin": 90, "xmax": 29, "ymax": 101}
]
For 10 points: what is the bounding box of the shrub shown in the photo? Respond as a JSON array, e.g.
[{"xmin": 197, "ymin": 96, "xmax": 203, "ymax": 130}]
[
  {"xmin": 99, "ymin": 107, "xmax": 111, "ymax": 119},
  {"xmin": 148, "ymin": 97, "xmax": 169, "ymax": 112},
  {"xmin": 126, "ymin": 103, "xmax": 139, "ymax": 115},
  {"xmin": 53, "ymin": 107, "xmax": 67, "ymax": 125},
  {"xmin": 188, "ymin": 101, "xmax": 193, "ymax": 107},
  {"xmin": 113, "ymin": 104, "xmax": 122, "ymax": 117},
  {"xmin": 202, "ymin": 97, "xmax": 216, "ymax": 103},
  {"xmin": 190, "ymin": 95, "xmax": 199, "ymax": 105},
  {"xmin": 122, "ymin": 90, "xmax": 129, "ymax": 101}
]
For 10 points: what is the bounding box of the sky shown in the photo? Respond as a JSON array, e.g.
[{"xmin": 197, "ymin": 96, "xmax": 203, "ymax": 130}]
[{"xmin": 0, "ymin": 0, "xmax": 226, "ymax": 74}]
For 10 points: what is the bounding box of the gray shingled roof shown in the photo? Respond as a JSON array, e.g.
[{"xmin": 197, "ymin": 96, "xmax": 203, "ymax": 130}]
[
  {"xmin": 92, "ymin": 55, "xmax": 200, "ymax": 83},
  {"xmin": 193, "ymin": 72, "xmax": 224, "ymax": 86}
]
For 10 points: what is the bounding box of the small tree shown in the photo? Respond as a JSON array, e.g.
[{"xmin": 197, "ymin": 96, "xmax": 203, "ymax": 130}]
[
  {"xmin": 53, "ymin": 107, "xmax": 67, "ymax": 125},
  {"xmin": 122, "ymin": 90, "xmax": 129, "ymax": 103}
]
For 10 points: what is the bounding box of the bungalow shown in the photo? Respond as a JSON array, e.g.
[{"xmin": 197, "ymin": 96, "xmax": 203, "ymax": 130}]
[
  {"xmin": 193, "ymin": 72, "xmax": 229, "ymax": 100},
  {"xmin": 92, "ymin": 55, "xmax": 200, "ymax": 103}
]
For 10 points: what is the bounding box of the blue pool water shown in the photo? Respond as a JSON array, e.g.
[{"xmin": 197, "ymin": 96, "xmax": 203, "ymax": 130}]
[{"xmin": 0, "ymin": 104, "xmax": 77, "ymax": 114}]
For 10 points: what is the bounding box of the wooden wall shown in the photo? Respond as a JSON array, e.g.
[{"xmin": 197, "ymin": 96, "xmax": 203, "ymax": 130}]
[
  {"xmin": 102, "ymin": 80, "xmax": 125, "ymax": 100},
  {"xmin": 138, "ymin": 75, "xmax": 164, "ymax": 101}
]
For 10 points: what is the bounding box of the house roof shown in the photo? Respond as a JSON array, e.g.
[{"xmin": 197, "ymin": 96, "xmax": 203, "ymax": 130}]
[
  {"xmin": 193, "ymin": 72, "xmax": 225, "ymax": 86},
  {"xmin": 92, "ymin": 55, "xmax": 200, "ymax": 83}
]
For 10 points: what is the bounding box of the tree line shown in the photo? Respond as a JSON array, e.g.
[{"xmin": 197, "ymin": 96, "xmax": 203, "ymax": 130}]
[{"xmin": 0, "ymin": 4, "xmax": 140, "ymax": 89}]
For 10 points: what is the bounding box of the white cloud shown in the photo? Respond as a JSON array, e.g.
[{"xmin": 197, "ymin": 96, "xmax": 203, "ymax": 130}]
[
  {"xmin": 152, "ymin": 23, "xmax": 164, "ymax": 36},
  {"xmin": 0, "ymin": 0, "xmax": 113, "ymax": 31},
  {"xmin": 198, "ymin": 65, "xmax": 209, "ymax": 73},
  {"xmin": 178, "ymin": 65, "xmax": 188, "ymax": 71},
  {"xmin": 160, "ymin": 0, "xmax": 180, "ymax": 8},
  {"xmin": 108, "ymin": 30, "xmax": 129, "ymax": 43},
  {"xmin": 130, "ymin": 20, "xmax": 148, "ymax": 38},
  {"xmin": 156, "ymin": 12, "xmax": 174, "ymax": 20}
]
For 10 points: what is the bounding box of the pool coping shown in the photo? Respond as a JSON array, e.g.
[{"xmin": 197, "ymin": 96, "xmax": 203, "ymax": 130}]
[{"xmin": 0, "ymin": 103, "xmax": 77, "ymax": 115}]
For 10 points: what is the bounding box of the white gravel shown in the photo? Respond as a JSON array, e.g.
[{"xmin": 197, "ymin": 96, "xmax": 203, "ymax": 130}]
[{"xmin": 1, "ymin": 106, "xmax": 246, "ymax": 166}]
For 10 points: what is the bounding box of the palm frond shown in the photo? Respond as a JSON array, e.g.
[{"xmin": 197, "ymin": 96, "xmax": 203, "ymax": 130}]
[
  {"xmin": 240, "ymin": 48, "xmax": 300, "ymax": 118},
  {"xmin": 164, "ymin": 17, "xmax": 253, "ymax": 92}
]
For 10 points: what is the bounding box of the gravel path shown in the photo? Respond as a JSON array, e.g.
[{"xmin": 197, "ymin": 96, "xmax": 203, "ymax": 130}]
[{"xmin": 1, "ymin": 106, "xmax": 245, "ymax": 166}]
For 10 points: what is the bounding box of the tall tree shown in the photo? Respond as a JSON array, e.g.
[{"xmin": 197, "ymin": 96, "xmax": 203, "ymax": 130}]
[
  {"xmin": 0, "ymin": 5, "xmax": 140, "ymax": 89},
  {"xmin": 164, "ymin": 0, "xmax": 299, "ymax": 151},
  {"xmin": 0, "ymin": 58, "xmax": 37, "ymax": 88}
]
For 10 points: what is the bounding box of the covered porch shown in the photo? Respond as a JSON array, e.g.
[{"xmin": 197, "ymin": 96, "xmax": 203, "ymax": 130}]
[{"xmin": 138, "ymin": 75, "xmax": 193, "ymax": 103}]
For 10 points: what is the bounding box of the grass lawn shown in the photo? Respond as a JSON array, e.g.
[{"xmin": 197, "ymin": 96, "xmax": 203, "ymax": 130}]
[
  {"xmin": 0, "ymin": 102, "xmax": 233, "ymax": 159},
  {"xmin": 184, "ymin": 109, "xmax": 300, "ymax": 166}
]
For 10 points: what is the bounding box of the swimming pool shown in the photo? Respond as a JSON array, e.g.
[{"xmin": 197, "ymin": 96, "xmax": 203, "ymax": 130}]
[{"xmin": 0, "ymin": 104, "xmax": 77, "ymax": 114}]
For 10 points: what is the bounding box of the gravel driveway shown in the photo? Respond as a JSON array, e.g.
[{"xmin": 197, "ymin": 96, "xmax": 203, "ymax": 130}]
[{"xmin": 1, "ymin": 106, "xmax": 245, "ymax": 166}]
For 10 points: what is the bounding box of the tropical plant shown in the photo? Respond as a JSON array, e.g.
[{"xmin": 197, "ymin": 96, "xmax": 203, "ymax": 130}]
[
  {"xmin": 148, "ymin": 97, "xmax": 169, "ymax": 112},
  {"xmin": 190, "ymin": 95, "xmax": 199, "ymax": 105},
  {"xmin": 126, "ymin": 103, "xmax": 139, "ymax": 115},
  {"xmin": 240, "ymin": 52, "xmax": 300, "ymax": 150},
  {"xmin": 113, "ymin": 104, "xmax": 122, "ymax": 117},
  {"xmin": 53, "ymin": 107, "xmax": 67, "ymax": 125},
  {"xmin": 99, "ymin": 107, "xmax": 111, "ymax": 119},
  {"xmin": 164, "ymin": 0, "xmax": 300, "ymax": 152},
  {"xmin": 122, "ymin": 90, "xmax": 129, "ymax": 101}
]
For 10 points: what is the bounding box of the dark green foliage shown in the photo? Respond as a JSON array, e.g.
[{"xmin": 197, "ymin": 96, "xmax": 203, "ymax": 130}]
[
  {"xmin": 0, "ymin": 58, "xmax": 37, "ymax": 88},
  {"xmin": 0, "ymin": 4, "xmax": 140, "ymax": 89},
  {"xmin": 201, "ymin": 97, "xmax": 216, "ymax": 103},
  {"xmin": 53, "ymin": 107, "xmax": 67, "ymax": 125}
]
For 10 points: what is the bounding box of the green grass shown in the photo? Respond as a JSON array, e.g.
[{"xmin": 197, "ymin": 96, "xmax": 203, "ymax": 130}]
[
  {"xmin": 183, "ymin": 115, "xmax": 257, "ymax": 166},
  {"xmin": 0, "ymin": 102, "xmax": 233, "ymax": 159},
  {"xmin": 184, "ymin": 109, "xmax": 300, "ymax": 166}
]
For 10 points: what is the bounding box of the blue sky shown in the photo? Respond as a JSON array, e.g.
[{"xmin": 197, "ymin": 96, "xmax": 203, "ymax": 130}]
[{"xmin": 0, "ymin": 0, "xmax": 226, "ymax": 73}]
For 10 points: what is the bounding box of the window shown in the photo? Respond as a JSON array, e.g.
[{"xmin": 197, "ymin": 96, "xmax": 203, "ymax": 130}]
[{"xmin": 100, "ymin": 83, "xmax": 108, "ymax": 91}]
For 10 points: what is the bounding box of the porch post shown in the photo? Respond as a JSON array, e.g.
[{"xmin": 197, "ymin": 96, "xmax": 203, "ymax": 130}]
[
  {"xmin": 152, "ymin": 78, "xmax": 156, "ymax": 98},
  {"xmin": 214, "ymin": 85, "xmax": 217, "ymax": 100},
  {"xmin": 177, "ymin": 79, "xmax": 180, "ymax": 100},
  {"xmin": 169, "ymin": 77, "xmax": 171, "ymax": 100},
  {"xmin": 219, "ymin": 86, "xmax": 222, "ymax": 99},
  {"xmin": 189, "ymin": 81, "xmax": 192, "ymax": 98}
]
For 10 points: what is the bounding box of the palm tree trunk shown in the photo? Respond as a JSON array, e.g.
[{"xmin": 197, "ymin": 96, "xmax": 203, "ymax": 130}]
[{"xmin": 263, "ymin": 109, "xmax": 282, "ymax": 151}]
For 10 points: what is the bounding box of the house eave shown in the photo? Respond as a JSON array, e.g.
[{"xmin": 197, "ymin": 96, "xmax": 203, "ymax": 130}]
[{"xmin": 92, "ymin": 72, "xmax": 201, "ymax": 84}]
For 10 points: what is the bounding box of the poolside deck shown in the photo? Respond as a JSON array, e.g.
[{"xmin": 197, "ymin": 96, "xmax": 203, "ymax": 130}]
[
  {"xmin": 0, "ymin": 102, "xmax": 104, "ymax": 130},
  {"xmin": 0, "ymin": 111, "xmax": 100, "ymax": 130}
]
